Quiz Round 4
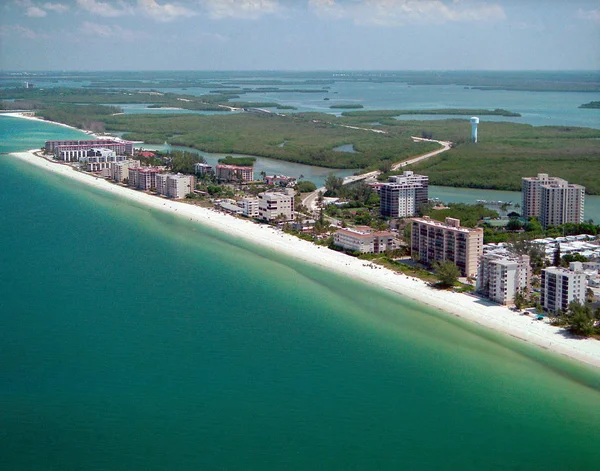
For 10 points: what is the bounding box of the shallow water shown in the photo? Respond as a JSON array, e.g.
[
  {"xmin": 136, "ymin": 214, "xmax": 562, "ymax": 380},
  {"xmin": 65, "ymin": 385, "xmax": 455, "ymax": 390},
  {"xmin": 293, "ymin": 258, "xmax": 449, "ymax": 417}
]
[{"xmin": 1, "ymin": 115, "xmax": 600, "ymax": 470}]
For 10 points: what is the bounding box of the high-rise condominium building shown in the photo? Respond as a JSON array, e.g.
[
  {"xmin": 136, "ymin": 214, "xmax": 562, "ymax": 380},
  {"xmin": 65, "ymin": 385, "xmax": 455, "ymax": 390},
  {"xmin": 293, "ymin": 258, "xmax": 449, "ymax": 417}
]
[
  {"xmin": 541, "ymin": 263, "xmax": 587, "ymax": 313},
  {"xmin": 411, "ymin": 216, "xmax": 484, "ymax": 277},
  {"xmin": 521, "ymin": 173, "xmax": 585, "ymax": 228},
  {"xmin": 380, "ymin": 171, "xmax": 428, "ymax": 218},
  {"xmin": 477, "ymin": 249, "xmax": 530, "ymax": 305}
]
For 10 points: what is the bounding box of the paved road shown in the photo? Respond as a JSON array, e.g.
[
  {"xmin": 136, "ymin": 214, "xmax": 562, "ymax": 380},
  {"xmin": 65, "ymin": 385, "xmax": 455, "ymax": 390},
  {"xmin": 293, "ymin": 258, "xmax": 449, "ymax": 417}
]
[{"xmin": 301, "ymin": 136, "xmax": 452, "ymax": 213}]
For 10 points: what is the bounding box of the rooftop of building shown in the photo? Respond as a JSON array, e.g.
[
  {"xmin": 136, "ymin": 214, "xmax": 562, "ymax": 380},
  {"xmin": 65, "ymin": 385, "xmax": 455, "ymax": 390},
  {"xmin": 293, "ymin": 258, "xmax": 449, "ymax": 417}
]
[{"xmin": 412, "ymin": 216, "xmax": 483, "ymax": 234}]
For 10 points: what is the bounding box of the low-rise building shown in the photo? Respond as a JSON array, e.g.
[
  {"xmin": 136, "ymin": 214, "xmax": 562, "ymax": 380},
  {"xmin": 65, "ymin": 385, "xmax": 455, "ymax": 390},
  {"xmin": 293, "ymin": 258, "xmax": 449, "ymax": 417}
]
[
  {"xmin": 411, "ymin": 216, "xmax": 484, "ymax": 277},
  {"xmin": 47, "ymin": 139, "xmax": 134, "ymax": 161},
  {"xmin": 264, "ymin": 175, "xmax": 296, "ymax": 187},
  {"xmin": 541, "ymin": 262, "xmax": 587, "ymax": 313},
  {"xmin": 238, "ymin": 197, "xmax": 259, "ymax": 218},
  {"xmin": 194, "ymin": 162, "xmax": 213, "ymax": 176},
  {"xmin": 215, "ymin": 164, "xmax": 253, "ymax": 183},
  {"xmin": 258, "ymin": 190, "xmax": 295, "ymax": 221},
  {"xmin": 333, "ymin": 227, "xmax": 395, "ymax": 254},
  {"xmin": 477, "ymin": 248, "xmax": 531, "ymax": 305}
]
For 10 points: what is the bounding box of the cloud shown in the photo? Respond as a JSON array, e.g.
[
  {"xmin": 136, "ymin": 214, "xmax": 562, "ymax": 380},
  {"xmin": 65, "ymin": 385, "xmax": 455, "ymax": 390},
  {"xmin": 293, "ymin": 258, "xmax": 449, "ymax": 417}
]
[
  {"xmin": 308, "ymin": 0, "xmax": 506, "ymax": 26},
  {"xmin": 137, "ymin": 0, "xmax": 194, "ymax": 22},
  {"xmin": 79, "ymin": 20, "xmax": 135, "ymax": 39},
  {"xmin": 26, "ymin": 5, "xmax": 47, "ymax": 17},
  {"xmin": 43, "ymin": 2, "xmax": 69, "ymax": 13},
  {"xmin": 200, "ymin": 0, "xmax": 280, "ymax": 19},
  {"xmin": 577, "ymin": 8, "xmax": 600, "ymax": 23},
  {"xmin": 76, "ymin": 0, "xmax": 132, "ymax": 17},
  {"xmin": 0, "ymin": 24, "xmax": 48, "ymax": 39}
]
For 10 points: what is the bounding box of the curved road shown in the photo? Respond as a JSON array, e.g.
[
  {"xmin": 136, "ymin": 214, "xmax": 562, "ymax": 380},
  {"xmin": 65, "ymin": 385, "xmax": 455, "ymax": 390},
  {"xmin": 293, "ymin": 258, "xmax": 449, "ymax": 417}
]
[{"xmin": 301, "ymin": 136, "xmax": 452, "ymax": 213}]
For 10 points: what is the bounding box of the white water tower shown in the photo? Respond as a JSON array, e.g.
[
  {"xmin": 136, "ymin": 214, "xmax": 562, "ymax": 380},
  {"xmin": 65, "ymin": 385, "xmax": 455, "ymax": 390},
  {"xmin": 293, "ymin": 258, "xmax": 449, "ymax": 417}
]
[{"xmin": 470, "ymin": 117, "xmax": 479, "ymax": 143}]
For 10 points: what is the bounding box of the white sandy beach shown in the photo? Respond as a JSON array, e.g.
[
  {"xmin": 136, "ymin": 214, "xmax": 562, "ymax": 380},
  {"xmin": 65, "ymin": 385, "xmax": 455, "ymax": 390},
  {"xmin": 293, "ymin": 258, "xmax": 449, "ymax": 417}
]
[{"xmin": 7, "ymin": 148, "xmax": 600, "ymax": 369}]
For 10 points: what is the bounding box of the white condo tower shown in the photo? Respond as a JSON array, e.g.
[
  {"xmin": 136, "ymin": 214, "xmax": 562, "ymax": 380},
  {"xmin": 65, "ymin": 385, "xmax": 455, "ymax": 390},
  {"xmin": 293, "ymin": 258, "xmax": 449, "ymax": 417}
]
[{"xmin": 470, "ymin": 117, "xmax": 479, "ymax": 143}]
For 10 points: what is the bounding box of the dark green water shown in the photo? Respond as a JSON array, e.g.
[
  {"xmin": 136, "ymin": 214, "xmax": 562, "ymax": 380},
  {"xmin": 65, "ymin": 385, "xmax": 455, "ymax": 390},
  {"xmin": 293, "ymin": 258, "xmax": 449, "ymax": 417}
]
[{"xmin": 1, "ymin": 118, "xmax": 600, "ymax": 470}]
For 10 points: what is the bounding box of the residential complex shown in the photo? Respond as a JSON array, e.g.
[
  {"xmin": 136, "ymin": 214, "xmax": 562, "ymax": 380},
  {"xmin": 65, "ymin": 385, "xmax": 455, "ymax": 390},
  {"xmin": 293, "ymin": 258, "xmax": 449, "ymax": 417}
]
[
  {"xmin": 334, "ymin": 227, "xmax": 395, "ymax": 254},
  {"xmin": 194, "ymin": 163, "xmax": 213, "ymax": 175},
  {"xmin": 215, "ymin": 164, "xmax": 253, "ymax": 183},
  {"xmin": 111, "ymin": 160, "xmax": 141, "ymax": 182},
  {"xmin": 79, "ymin": 148, "xmax": 128, "ymax": 172},
  {"xmin": 45, "ymin": 139, "xmax": 134, "ymax": 161},
  {"xmin": 380, "ymin": 171, "xmax": 428, "ymax": 218},
  {"xmin": 156, "ymin": 173, "xmax": 194, "ymax": 199},
  {"xmin": 238, "ymin": 197, "xmax": 259, "ymax": 218},
  {"xmin": 258, "ymin": 190, "xmax": 295, "ymax": 221},
  {"xmin": 128, "ymin": 167, "xmax": 163, "ymax": 191},
  {"xmin": 541, "ymin": 263, "xmax": 587, "ymax": 313},
  {"xmin": 521, "ymin": 173, "xmax": 585, "ymax": 228},
  {"xmin": 411, "ymin": 216, "xmax": 484, "ymax": 277},
  {"xmin": 264, "ymin": 175, "xmax": 296, "ymax": 187},
  {"xmin": 477, "ymin": 248, "xmax": 531, "ymax": 305}
]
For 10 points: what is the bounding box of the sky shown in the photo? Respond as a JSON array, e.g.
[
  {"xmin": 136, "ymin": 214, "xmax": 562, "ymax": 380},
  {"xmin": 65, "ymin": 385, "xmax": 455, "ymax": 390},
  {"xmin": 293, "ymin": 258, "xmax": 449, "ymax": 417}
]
[{"xmin": 0, "ymin": 0, "xmax": 599, "ymax": 71}]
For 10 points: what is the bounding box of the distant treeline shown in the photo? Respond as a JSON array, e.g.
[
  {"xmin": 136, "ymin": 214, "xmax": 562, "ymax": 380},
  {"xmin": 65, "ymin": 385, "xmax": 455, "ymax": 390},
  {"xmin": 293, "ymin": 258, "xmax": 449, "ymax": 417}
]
[{"xmin": 579, "ymin": 101, "xmax": 600, "ymax": 109}]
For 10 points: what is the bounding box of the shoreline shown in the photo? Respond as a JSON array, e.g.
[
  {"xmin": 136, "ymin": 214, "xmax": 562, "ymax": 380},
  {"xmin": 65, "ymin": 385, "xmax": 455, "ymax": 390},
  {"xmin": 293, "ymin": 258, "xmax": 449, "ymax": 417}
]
[{"xmin": 6, "ymin": 148, "xmax": 600, "ymax": 369}]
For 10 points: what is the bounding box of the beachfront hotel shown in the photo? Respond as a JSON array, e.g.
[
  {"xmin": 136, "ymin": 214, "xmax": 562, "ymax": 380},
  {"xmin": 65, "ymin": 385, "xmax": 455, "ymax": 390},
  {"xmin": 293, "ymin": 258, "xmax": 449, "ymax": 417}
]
[
  {"xmin": 46, "ymin": 139, "xmax": 134, "ymax": 161},
  {"xmin": 522, "ymin": 173, "xmax": 585, "ymax": 228},
  {"xmin": 477, "ymin": 248, "xmax": 531, "ymax": 305},
  {"xmin": 258, "ymin": 190, "xmax": 295, "ymax": 221},
  {"xmin": 333, "ymin": 227, "xmax": 396, "ymax": 254},
  {"xmin": 411, "ymin": 216, "xmax": 484, "ymax": 277},
  {"xmin": 215, "ymin": 164, "xmax": 254, "ymax": 183},
  {"xmin": 380, "ymin": 171, "xmax": 428, "ymax": 218},
  {"xmin": 156, "ymin": 173, "xmax": 194, "ymax": 199},
  {"xmin": 541, "ymin": 262, "xmax": 587, "ymax": 313}
]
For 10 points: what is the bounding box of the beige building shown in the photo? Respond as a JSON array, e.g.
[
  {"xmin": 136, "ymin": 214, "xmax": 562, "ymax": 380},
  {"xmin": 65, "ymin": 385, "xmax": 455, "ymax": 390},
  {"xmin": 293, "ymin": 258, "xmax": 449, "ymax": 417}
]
[
  {"xmin": 477, "ymin": 248, "xmax": 531, "ymax": 305},
  {"xmin": 128, "ymin": 167, "xmax": 163, "ymax": 191},
  {"xmin": 522, "ymin": 173, "xmax": 585, "ymax": 228},
  {"xmin": 156, "ymin": 173, "xmax": 194, "ymax": 199},
  {"xmin": 411, "ymin": 216, "xmax": 484, "ymax": 277},
  {"xmin": 541, "ymin": 262, "xmax": 587, "ymax": 313},
  {"xmin": 215, "ymin": 165, "xmax": 253, "ymax": 183},
  {"xmin": 258, "ymin": 190, "xmax": 295, "ymax": 221},
  {"xmin": 111, "ymin": 159, "xmax": 140, "ymax": 182},
  {"xmin": 334, "ymin": 227, "xmax": 395, "ymax": 254}
]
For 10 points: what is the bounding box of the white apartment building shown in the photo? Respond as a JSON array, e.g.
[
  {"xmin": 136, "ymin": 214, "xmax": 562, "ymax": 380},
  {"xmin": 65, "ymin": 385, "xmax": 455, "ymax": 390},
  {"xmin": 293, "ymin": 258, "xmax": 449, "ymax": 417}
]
[
  {"xmin": 333, "ymin": 228, "xmax": 395, "ymax": 254},
  {"xmin": 258, "ymin": 191, "xmax": 295, "ymax": 221},
  {"xmin": 380, "ymin": 171, "xmax": 428, "ymax": 218},
  {"xmin": 477, "ymin": 249, "xmax": 530, "ymax": 305},
  {"xmin": 522, "ymin": 173, "xmax": 585, "ymax": 228},
  {"xmin": 79, "ymin": 148, "xmax": 129, "ymax": 172},
  {"xmin": 541, "ymin": 262, "xmax": 587, "ymax": 313},
  {"xmin": 411, "ymin": 216, "xmax": 484, "ymax": 278},
  {"xmin": 156, "ymin": 173, "xmax": 194, "ymax": 199},
  {"xmin": 238, "ymin": 197, "xmax": 259, "ymax": 218}
]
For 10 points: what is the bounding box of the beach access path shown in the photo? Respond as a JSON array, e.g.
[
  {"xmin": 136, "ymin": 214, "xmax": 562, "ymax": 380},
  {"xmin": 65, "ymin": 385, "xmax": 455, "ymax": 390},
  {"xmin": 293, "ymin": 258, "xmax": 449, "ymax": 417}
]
[{"xmin": 8, "ymin": 148, "xmax": 600, "ymax": 370}]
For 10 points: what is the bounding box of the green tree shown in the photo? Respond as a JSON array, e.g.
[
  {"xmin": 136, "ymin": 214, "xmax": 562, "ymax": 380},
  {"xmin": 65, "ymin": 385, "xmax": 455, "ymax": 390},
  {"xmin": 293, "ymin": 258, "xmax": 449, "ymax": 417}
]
[
  {"xmin": 433, "ymin": 261, "xmax": 460, "ymax": 288},
  {"xmin": 296, "ymin": 180, "xmax": 317, "ymax": 193},
  {"xmin": 566, "ymin": 301, "xmax": 596, "ymax": 337},
  {"xmin": 324, "ymin": 173, "xmax": 344, "ymax": 196}
]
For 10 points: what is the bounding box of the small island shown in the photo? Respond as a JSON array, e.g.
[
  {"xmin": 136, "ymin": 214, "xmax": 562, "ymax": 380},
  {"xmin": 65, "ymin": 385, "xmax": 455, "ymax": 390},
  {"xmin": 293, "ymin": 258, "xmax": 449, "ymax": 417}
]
[
  {"xmin": 330, "ymin": 104, "xmax": 364, "ymax": 109},
  {"xmin": 579, "ymin": 101, "xmax": 600, "ymax": 109}
]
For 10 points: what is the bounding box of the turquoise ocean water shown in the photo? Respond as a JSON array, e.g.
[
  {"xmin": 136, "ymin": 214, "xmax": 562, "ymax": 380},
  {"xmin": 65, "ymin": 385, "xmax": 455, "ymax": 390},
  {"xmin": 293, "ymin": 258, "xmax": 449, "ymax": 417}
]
[{"xmin": 2, "ymin": 116, "xmax": 600, "ymax": 470}]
